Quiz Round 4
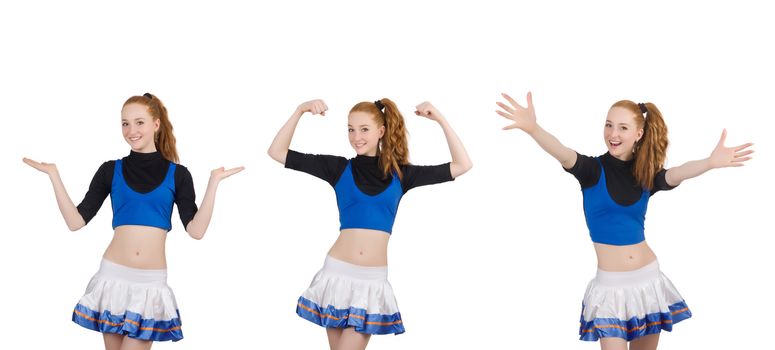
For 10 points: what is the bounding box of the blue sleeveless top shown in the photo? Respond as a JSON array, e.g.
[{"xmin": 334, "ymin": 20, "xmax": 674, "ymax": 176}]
[
  {"xmin": 110, "ymin": 159, "xmax": 176, "ymax": 231},
  {"xmin": 335, "ymin": 161, "xmax": 403, "ymax": 234},
  {"xmin": 582, "ymin": 159, "xmax": 649, "ymax": 245}
]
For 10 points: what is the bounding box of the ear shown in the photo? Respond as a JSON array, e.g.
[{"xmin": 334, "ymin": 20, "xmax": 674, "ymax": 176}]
[
  {"xmin": 378, "ymin": 125, "xmax": 385, "ymax": 139},
  {"xmin": 154, "ymin": 118, "xmax": 161, "ymax": 133},
  {"xmin": 636, "ymin": 128, "xmax": 644, "ymax": 142}
]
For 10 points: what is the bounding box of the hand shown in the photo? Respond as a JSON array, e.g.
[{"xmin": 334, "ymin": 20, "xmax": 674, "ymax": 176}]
[
  {"xmin": 23, "ymin": 157, "xmax": 58, "ymax": 175},
  {"xmin": 496, "ymin": 92, "xmax": 538, "ymax": 134},
  {"xmin": 414, "ymin": 101, "xmax": 445, "ymax": 122},
  {"xmin": 708, "ymin": 129, "xmax": 754, "ymax": 168},
  {"xmin": 210, "ymin": 166, "xmax": 245, "ymax": 182},
  {"xmin": 297, "ymin": 99, "xmax": 328, "ymax": 116}
]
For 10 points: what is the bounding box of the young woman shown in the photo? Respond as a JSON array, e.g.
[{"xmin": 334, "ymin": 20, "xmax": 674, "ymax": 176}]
[
  {"xmin": 268, "ymin": 98, "xmax": 472, "ymax": 350},
  {"xmin": 496, "ymin": 92, "xmax": 753, "ymax": 350},
  {"xmin": 23, "ymin": 93, "xmax": 243, "ymax": 350}
]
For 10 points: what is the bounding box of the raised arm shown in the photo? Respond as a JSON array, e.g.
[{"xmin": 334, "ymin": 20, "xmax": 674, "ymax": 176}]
[
  {"xmin": 414, "ymin": 102, "xmax": 473, "ymax": 178},
  {"xmin": 185, "ymin": 166, "xmax": 245, "ymax": 240},
  {"xmin": 496, "ymin": 92, "xmax": 577, "ymax": 169},
  {"xmin": 664, "ymin": 129, "xmax": 753, "ymax": 186},
  {"xmin": 267, "ymin": 99, "xmax": 328, "ymax": 164},
  {"xmin": 22, "ymin": 158, "xmax": 86, "ymax": 231}
]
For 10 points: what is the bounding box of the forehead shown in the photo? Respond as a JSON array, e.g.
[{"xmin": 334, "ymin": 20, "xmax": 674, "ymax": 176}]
[
  {"xmin": 348, "ymin": 111, "xmax": 378, "ymax": 125},
  {"xmin": 121, "ymin": 103, "xmax": 152, "ymax": 120},
  {"xmin": 606, "ymin": 106, "xmax": 637, "ymax": 124}
]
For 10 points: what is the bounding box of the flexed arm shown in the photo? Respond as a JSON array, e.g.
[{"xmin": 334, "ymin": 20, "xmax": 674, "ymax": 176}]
[
  {"xmin": 665, "ymin": 129, "xmax": 753, "ymax": 186},
  {"xmin": 22, "ymin": 158, "xmax": 86, "ymax": 231},
  {"xmin": 267, "ymin": 99, "xmax": 328, "ymax": 164},
  {"xmin": 496, "ymin": 92, "xmax": 577, "ymax": 169},
  {"xmin": 415, "ymin": 102, "xmax": 473, "ymax": 178},
  {"xmin": 185, "ymin": 166, "xmax": 245, "ymax": 240}
]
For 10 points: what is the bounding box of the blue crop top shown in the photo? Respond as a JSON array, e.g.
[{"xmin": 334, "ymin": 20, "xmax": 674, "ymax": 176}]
[
  {"xmin": 582, "ymin": 159, "xmax": 649, "ymax": 245},
  {"xmin": 110, "ymin": 159, "xmax": 176, "ymax": 231},
  {"xmin": 284, "ymin": 150, "xmax": 454, "ymax": 234},
  {"xmin": 567, "ymin": 153, "xmax": 676, "ymax": 246},
  {"xmin": 335, "ymin": 161, "xmax": 403, "ymax": 233}
]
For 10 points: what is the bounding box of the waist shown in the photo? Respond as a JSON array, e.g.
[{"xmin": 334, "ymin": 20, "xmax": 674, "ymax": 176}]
[
  {"xmin": 328, "ymin": 229, "xmax": 390, "ymax": 267},
  {"xmin": 105, "ymin": 226, "xmax": 168, "ymax": 269},
  {"xmin": 593, "ymin": 241, "xmax": 657, "ymax": 272}
]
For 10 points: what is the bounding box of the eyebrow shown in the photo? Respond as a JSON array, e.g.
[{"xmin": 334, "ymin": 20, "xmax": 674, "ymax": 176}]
[
  {"xmin": 347, "ymin": 124, "xmax": 371, "ymax": 127},
  {"xmin": 605, "ymin": 119, "xmax": 633, "ymax": 126}
]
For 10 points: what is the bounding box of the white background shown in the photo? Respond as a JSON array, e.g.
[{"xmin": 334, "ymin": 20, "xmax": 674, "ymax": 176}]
[{"xmin": 1, "ymin": 1, "xmax": 772, "ymax": 349}]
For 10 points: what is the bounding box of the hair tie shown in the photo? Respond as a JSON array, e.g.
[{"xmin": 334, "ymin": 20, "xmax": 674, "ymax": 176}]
[
  {"xmin": 374, "ymin": 100, "xmax": 385, "ymax": 111},
  {"xmin": 143, "ymin": 93, "xmax": 153, "ymax": 99},
  {"xmin": 638, "ymin": 102, "xmax": 648, "ymax": 114}
]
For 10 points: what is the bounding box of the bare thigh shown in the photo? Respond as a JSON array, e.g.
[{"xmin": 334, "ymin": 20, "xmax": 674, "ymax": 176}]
[
  {"xmin": 630, "ymin": 333, "xmax": 659, "ymax": 350},
  {"xmin": 335, "ymin": 327, "xmax": 370, "ymax": 350},
  {"xmin": 327, "ymin": 328, "xmax": 343, "ymax": 350},
  {"xmin": 600, "ymin": 337, "xmax": 627, "ymax": 350},
  {"xmin": 103, "ymin": 334, "xmax": 123, "ymax": 350},
  {"xmin": 120, "ymin": 336, "xmax": 152, "ymax": 350}
]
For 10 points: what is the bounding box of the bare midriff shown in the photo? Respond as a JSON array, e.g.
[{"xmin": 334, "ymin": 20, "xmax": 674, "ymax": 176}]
[
  {"xmin": 102, "ymin": 225, "xmax": 168, "ymax": 269},
  {"xmin": 327, "ymin": 228, "xmax": 390, "ymax": 267},
  {"xmin": 594, "ymin": 240, "xmax": 658, "ymax": 272}
]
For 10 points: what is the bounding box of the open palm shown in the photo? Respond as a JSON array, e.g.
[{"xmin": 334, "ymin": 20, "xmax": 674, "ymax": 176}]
[
  {"xmin": 709, "ymin": 129, "xmax": 754, "ymax": 168},
  {"xmin": 496, "ymin": 92, "xmax": 537, "ymax": 133}
]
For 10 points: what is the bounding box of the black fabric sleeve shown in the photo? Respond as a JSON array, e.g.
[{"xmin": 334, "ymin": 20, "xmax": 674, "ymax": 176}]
[
  {"xmin": 400, "ymin": 163, "xmax": 454, "ymax": 193},
  {"xmin": 564, "ymin": 153, "xmax": 601, "ymax": 189},
  {"xmin": 650, "ymin": 168, "xmax": 677, "ymax": 195},
  {"xmin": 76, "ymin": 161, "xmax": 114, "ymax": 224},
  {"xmin": 285, "ymin": 150, "xmax": 349, "ymax": 187},
  {"xmin": 174, "ymin": 165, "xmax": 198, "ymax": 229}
]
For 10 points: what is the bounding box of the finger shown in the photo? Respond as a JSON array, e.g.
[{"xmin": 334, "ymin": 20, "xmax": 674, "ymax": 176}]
[
  {"xmin": 496, "ymin": 110, "xmax": 515, "ymax": 119},
  {"xmin": 224, "ymin": 167, "xmax": 246, "ymax": 176},
  {"xmin": 733, "ymin": 142, "xmax": 754, "ymax": 152},
  {"xmin": 526, "ymin": 91, "xmax": 533, "ymax": 109},
  {"xmin": 502, "ymin": 123, "xmax": 520, "ymax": 130},
  {"xmin": 496, "ymin": 101, "xmax": 515, "ymax": 114},
  {"xmin": 731, "ymin": 156, "xmax": 752, "ymax": 163},
  {"xmin": 734, "ymin": 150, "xmax": 754, "ymax": 158},
  {"xmin": 717, "ymin": 128, "xmax": 727, "ymax": 147},
  {"xmin": 501, "ymin": 93, "xmax": 523, "ymax": 109}
]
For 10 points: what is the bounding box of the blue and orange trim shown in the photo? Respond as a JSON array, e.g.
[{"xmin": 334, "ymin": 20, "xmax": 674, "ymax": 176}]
[
  {"xmin": 579, "ymin": 300, "xmax": 691, "ymax": 341},
  {"xmin": 72, "ymin": 303, "xmax": 183, "ymax": 342},
  {"xmin": 297, "ymin": 296, "xmax": 405, "ymax": 335}
]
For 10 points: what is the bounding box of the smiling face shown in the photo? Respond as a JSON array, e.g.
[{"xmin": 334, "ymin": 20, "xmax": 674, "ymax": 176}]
[
  {"xmin": 121, "ymin": 103, "xmax": 160, "ymax": 153},
  {"xmin": 604, "ymin": 106, "xmax": 644, "ymax": 161},
  {"xmin": 348, "ymin": 111, "xmax": 385, "ymax": 156}
]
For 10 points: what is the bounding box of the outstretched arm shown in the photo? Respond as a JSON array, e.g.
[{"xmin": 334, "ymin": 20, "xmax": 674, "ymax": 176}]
[
  {"xmin": 267, "ymin": 99, "xmax": 328, "ymax": 164},
  {"xmin": 496, "ymin": 92, "xmax": 577, "ymax": 169},
  {"xmin": 415, "ymin": 102, "xmax": 473, "ymax": 178},
  {"xmin": 22, "ymin": 158, "xmax": 86, "ymax": 231},
  {"xmin": 665, "ymin": 129, "xmax": 753, "ymax": 186},
  {"xmin": 185, "ymin": 166, "xmax": 245, "ymax": 240}
]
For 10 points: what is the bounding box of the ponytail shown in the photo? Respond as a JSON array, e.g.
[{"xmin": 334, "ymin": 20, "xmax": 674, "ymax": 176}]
[
  {"xmin": 123, "ymin": 93, "xmax": 179, "ymax": 163},
  {"xmin": 611, "ymin": 100, "xmax": 668, "ymax": 190},
  {"xmin": 350, "ymin": 98, "xmax": 409, "ymax": 179}
]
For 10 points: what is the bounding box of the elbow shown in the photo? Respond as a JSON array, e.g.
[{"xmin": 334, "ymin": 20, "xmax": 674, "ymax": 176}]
[
  {"xmin": 188, "ymin": 230, "xmax": 205, "ymax": 240},
  {"xmin": 185, "ymin": 225, "xmax": 205, "ymax": 240},
  {"xmin": 67, "ymin": 221, "xmax": 86, "ymax": 232},
  {"xmin": 267, "ymin": 148, "xmax": 285, "ymax": 165}
]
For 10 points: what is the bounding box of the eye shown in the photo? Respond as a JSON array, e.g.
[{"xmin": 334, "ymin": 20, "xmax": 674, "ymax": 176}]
[
  {"xmin": 621, "ymin": 126, "xmax": 628, "ymax": 131},
  {"xmin": 348, "ymin": 128, "xmax": 354, "ymax": 132},
  {"xmin": 361, "ymin": 128, "xmax": 369, "ymax": 132},
  {"xmin": 137, "ymin": 120, "xmax": 144, "ymax": 125},
  {"xmin": 605, "ymin": 123, "xmax": 612, "ymax": 128},
  {"xmin": 122, "ymin": 122, "xmax": 128, "ymax": 127}
]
